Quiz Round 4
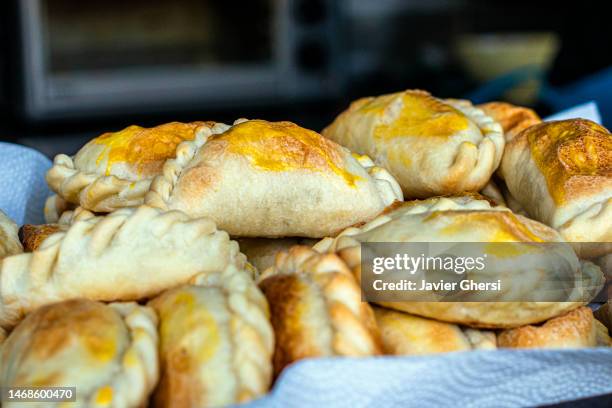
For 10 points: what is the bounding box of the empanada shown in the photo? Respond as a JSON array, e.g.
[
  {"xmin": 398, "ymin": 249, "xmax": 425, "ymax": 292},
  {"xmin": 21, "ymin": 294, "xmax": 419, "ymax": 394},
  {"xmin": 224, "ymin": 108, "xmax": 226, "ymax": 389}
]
[
  {"xmin": 0, "ymin": 299, "xmax": 159, "ymax": 408},
  {"xmin": 373, "ymin": 306, "xmax": 496, "ymax": 355},
  {"xmin": 258, "ymin": 246, "xmax": 382, "ymax": 376},
  {"xmin": 499, "ymin": 119, "xmax": 612, "ymax": 258},
  {"xmin": 497, "ymin": 306, "xmax": 610, "ymax": 348},
  {"xmin": 478, "ymin": 101, "xmax": 541, "ymax": 142},
  {"xmin": 322, "ymin": 90, "xmax": 504, "ymax": 198},
  {"xmin": 0, "ymin": 210, "xmax": 22, "ymax": 259},
  {"xmin": 47, "ymin": 121, "xmax": 222, "ymax": 212},
  {"xmin": 314, "ymin": 196, "xmax": 604, "ymax": 328},
  {"xmin": 238, "ymin": 237, "xmax": 317, "ymax": 274},
  {"xmin": 0, "ymin": 205, "xmax": 244, "ymax": 329},
  {"xmin": 146, "ymin": 119, "xmax": 402, "ymax": 237},
  {"xmin": 149, "ymin": 266, "xmax": 273, "ymax": 407}
]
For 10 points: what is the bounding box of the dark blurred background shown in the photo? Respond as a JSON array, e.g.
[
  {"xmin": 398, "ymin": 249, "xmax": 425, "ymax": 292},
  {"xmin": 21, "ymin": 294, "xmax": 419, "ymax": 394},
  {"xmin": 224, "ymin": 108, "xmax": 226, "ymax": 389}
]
[{"xmin": 1, "ymin": 0, "xmax": 611, "ymax": 157}]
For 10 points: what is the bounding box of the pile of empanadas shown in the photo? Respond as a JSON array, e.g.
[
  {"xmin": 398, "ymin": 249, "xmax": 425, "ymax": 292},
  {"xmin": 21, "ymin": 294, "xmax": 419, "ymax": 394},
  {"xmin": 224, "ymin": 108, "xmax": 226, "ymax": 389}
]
[{"xmin": 0, "ymin": 90, "xmax": 610, "ymax": 407}]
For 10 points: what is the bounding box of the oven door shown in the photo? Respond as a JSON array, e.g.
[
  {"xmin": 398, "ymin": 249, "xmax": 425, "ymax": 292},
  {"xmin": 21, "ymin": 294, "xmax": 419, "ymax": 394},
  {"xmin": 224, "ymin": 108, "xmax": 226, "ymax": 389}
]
[{"xmin": 18, "ymin": 0, "xmax": 339, "ymax": 120}]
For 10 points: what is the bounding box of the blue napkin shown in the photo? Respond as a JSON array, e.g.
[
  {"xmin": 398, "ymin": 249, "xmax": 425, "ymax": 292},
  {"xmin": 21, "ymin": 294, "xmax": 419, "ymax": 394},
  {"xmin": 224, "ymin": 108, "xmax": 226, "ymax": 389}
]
[{"xmin": 0, "ymin": 141, "xmax": 51, "ymax": 225}]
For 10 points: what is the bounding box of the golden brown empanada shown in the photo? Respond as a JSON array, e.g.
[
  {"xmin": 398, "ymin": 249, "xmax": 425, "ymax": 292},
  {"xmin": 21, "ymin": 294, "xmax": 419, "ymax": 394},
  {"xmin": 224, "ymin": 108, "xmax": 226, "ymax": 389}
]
[
  {"xmin": 258, "ymin": 246, "xmax": 382, "ymax": 376},
  {"xmin": 500, "ymin": 119, "xmax": 611, "ymax": 258},
  {"xmin": 314, "ymin": 196, "xmax": 604, "ymax": 328},
  {"xmin": 0, "ymin": 205, "xmax": 244, "ymax": 329},
  {"xmin": 149, "ymin": 266, "xmax": 273, "ymax": 407},
  {"xmin": 497, "ymin": 306, "xmax": 610, "ymax": 348},
  {"xmin": 0, "ymin": 299, "xmax": 159, "ymax": 408},
  {"xmin": 478, "ymin": 101, "xmax": 541, "ymax": 142},
  {"xmin": 373, "ymin": 306, "xmax": 496, "ymax": 355},
  {"xmin": 46, "ymin": 121, "xmax": 222, "ymax": 212},
  {"xmin": 0, "ymin": 210, "xmax": 22, "ymax": 259},
  {"xmin": 146, "ymin": 119, "xmax": 402, "ymax": 238},
  {"xmin": 322, "ymin": 90, "xmax": 504, "ymax": 198},
  {"xmin": 238, "ymin": 237, "xmax": 317, "ymax": 274}
]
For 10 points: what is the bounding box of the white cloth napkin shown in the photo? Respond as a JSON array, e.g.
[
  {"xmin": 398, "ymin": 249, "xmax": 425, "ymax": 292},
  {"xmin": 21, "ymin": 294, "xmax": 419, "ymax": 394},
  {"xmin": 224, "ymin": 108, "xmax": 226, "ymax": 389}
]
[
  {"xmin": 0, "ymin": 142, "xmax": 51, "ymax": 225},
  {"xmin": 247, "ymin": 350, "xmax": 612, "ymax": 408}
]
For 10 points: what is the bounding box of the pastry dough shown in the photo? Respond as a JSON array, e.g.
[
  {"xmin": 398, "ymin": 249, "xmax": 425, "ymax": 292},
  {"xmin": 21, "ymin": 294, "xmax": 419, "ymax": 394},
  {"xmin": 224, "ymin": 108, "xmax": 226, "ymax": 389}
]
[
  {"xmin": 499, "ymin": 119, "xmax": 612, "ymax": 258},
  {"xmin": 322, "ymin": 90, "xmax": 504, "ymax": 198},
  {"xmin": 0, "ymin": 299, "xmax": 159, "ymax": 408},
  {"xmin": 46, "ymin": 121, "xmax": 222, "ymax": 212},
  {"xmin": 238, "ymin": 237, "xmax": 316, "ymax": 274},
  {"xmin": 0, "ymin": 205, "xmax": 245, "ymax": 329},
  {"xmin": 43, "ymin": 194, "xmax": 76, "ymax": 223},
  {"xmin": 314, "ymin": 196, "xmax": 604, "ymax": 328},
  {"xmin": 146, "ymin": 119, "xmax": 402, "ymax": 237},
  {"xmin": 149, "ymin": 266, "xmax": 273, "ymax": 407},
  {"xmin": 18, "ymin": 224, "xmax": 66, "ymax": 252},
  {"xmin": 0, "ymin": 210, "xmax": 22, "ymax": 259},
  {"xmin": 373, "ymin": 306, "xmax": 496, "ymax": 355},
  {"xmin": 497, "ymin": 306, "xmax": 610, "ymax": 348},
  {"xmin": 478, "ymin": 101, "xmax": 541, "ymax": 142},
  {"xmin": 258, "ymin": 246, "xmax": 382, "ymax": 375}
]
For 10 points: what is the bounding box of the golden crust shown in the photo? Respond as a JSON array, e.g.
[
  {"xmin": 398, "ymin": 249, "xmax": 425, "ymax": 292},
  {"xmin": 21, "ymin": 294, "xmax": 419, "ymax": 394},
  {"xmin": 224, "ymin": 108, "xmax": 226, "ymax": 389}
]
[
  {"xmin": 373, "ymin": 306, "xmax": 496, "ymax": 355},
  {"xmin": 46, "ymin": 121, "xmax": 219, "ymax": 212},
  {"xmin": 18, "ymin": 224, "xmax": 66, "ymax": 252},
  {"xmin": 149, "ymin": 276, "xmax": 273, "ymax": 407},
  {"xmin": 478, "ymin": 102, "xmax": 541, "ymax": 142},
  {"xmin": 0, "ymin": 210, "xmax": 22, "ymax": 259},
  {"xmin": 258, "ymin": 246, "xmax": 382, "ymax": 376},
  {"xmin": 497, "ymin": 307, "xmax": 598, "ymax": 348},
  {"xmin": 146, "ymin": 118, "xmax": 402, "ymax": 238},
  {"xmin": 500, "ymin": 119, "xmax": 612, "ymax": 258},
  {"xmin": 322, "ymin": 90, "xmax": 505, "ymax": 198},
  {"xmin": 0, "ymin": 299, "xmax": 159, "ymax": 407}
]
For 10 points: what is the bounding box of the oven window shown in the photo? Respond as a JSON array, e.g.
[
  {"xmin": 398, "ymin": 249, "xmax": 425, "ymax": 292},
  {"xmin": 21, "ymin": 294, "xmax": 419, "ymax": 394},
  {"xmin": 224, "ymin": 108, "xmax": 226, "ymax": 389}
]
[{"xmin": 42, "ymin": 0, "xmax": 274, "ymax": 73}]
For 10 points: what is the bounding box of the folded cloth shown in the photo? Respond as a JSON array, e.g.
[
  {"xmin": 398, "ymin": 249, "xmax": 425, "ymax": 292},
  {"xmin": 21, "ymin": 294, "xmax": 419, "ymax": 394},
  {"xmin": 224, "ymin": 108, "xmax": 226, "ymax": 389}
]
[
  {"xmin": 0, "ymin": 142, "xmax": 51, "ymax": 225},
  {"xmin": 247, "ymin": 350, "xmax": 612, "ymax": 408}
]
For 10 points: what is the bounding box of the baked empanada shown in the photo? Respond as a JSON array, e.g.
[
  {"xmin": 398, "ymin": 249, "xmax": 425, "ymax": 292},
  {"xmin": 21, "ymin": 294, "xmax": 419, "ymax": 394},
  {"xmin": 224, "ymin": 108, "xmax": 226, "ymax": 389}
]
[
  {"xmin": 146, "ymin": 119, "xmax": 402, "ymax": 237},
  {"xmin": 0, "ymin": 205, "xmax": 244, "ymax": 329},
  {"xmin": 314, "ymin": 196, "xmax": 604, "ymax": 328},
  {"xmin": 0, "ymin": 210, "xmax": 22, "ymax": 259},
  {"xmin": 238, "ymin": 237, "xmax": 317, "ymax": 274},
  {"xmin": 478, "ymin": 101, "xmax": 541, "ymax": 142},
  {"xmin": 497, "ymin": 306, "xmax": 610, "ymax": 348},
  {"xmin": 0, "ymin": 299, "xmax": 159, "ymax": 408},
  {"xmin": 258, "ymin": 246, "xmax": 382, "ymax": 376},
  {"xmin": 500, "ymin": 119, "xmax": 612, "ymax": 258},
  {"xmin": 322, "ymin": 90, "xmax": 504, "ymax": 198},
  {"xmin": 373, "ymin": 306, "xmax": 496, "ymax": 355},
  {"xmin": 149, "ymin": 267, "xmax": 273, "ymax": 407},
  {"xmin": 47, "ymin": 121, "xmax": 222, "ymax": 212}
]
